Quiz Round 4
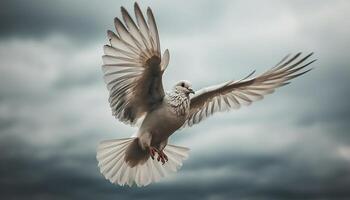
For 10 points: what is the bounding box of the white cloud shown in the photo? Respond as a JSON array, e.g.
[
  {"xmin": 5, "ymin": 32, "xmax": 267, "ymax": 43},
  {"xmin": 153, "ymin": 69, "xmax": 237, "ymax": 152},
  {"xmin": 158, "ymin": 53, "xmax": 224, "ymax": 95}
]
[{"xmin": 0, "ymin": 36, "xmax": 134, "ymax": 150}]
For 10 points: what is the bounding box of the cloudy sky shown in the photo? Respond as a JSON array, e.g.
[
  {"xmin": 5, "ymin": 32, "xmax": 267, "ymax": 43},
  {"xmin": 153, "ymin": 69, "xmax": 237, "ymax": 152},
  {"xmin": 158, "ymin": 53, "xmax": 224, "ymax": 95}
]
[{"xmin": 1, "ymin": 0, "xmax": 350, "ymax": 199}]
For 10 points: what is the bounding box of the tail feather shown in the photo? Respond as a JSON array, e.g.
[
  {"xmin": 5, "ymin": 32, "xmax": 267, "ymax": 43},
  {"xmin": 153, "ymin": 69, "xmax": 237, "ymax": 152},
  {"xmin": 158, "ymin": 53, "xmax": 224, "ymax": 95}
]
[
  {"xmin": 124, "ymin": 138, "xmax": 149, "ymax": 167},
  {"xmin": 96, "ymin": 138, "xmax": 190, "ymax": 187}
]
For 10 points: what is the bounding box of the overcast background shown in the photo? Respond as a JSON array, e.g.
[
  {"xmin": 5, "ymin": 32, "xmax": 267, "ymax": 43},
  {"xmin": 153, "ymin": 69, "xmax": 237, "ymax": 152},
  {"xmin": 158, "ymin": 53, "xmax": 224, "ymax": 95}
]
[{"xmin": 0, "ymin": 0, "xmax": 350, "ymax": 199}]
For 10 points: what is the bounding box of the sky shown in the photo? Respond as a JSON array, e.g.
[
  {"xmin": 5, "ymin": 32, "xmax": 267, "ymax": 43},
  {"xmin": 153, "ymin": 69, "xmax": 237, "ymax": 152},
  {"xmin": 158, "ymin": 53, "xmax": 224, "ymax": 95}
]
[{"xmin": 0, "ymin": 0, "xmax": 350, "ymax": 199}]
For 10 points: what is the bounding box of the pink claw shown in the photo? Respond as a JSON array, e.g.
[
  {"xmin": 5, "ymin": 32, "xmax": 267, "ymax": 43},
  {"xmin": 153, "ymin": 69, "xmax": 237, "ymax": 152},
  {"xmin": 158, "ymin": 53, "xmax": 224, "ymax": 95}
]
[{"xmin": 149, "ymin": 147, "xmax": 168, "ymax": 164}]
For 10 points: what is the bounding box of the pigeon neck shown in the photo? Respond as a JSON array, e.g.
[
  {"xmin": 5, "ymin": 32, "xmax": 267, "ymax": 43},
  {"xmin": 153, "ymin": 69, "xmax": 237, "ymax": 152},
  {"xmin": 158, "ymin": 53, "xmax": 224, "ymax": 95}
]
[{"xmin": 173, "ymin": 88, "xmax": 189, "ymax": 98}]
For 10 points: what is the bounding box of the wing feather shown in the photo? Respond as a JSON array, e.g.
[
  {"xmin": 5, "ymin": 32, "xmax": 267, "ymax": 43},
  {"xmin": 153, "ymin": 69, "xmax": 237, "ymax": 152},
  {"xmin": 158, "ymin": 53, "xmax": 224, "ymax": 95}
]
[
  {"xmin": 102, "ymin": 2, "xmax": 168, "ymax": 125},
  {"xmin": 185, "ymin": 53, "xmax": 316, "ymax": 127},
  {"xmin": 147, "ymin": 7, "xmax": 161, "ymax": 54},
  {"xmin": 134, "ymin": 3, "xmax": 154, "ymax": 53}
]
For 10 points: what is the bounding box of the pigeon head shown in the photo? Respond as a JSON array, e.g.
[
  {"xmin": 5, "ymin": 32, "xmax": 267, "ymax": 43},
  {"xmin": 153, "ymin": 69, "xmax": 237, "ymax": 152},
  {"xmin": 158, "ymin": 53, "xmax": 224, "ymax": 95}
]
[{"xmin": 174, "ymin": 80, "xmax": 195, "ymax": 95}]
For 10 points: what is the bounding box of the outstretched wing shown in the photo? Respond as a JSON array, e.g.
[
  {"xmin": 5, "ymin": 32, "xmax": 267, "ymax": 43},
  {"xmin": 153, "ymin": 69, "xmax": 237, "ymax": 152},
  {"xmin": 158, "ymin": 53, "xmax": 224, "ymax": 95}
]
[
  {"xmin": 102, "ymin": 3, "xmax": 170, "ymax": 125},
  {"xmin": 185, "ymin": 53, "xmax": 316, "ymax": 127}
]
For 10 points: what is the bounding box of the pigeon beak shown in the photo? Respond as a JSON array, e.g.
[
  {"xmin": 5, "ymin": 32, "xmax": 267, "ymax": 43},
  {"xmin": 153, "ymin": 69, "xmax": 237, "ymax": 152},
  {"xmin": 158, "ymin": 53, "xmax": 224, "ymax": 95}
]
[{"xmin": 188, "ymin": 88, "xmax": 195, "ymax": 94}]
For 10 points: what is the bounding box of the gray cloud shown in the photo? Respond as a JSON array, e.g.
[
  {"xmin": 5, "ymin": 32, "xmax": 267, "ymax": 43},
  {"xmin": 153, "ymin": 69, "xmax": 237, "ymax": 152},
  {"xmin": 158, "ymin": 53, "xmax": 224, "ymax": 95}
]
[{"xmin": 1, "ymin": 0, "xmax": 350, "ymax": 199}]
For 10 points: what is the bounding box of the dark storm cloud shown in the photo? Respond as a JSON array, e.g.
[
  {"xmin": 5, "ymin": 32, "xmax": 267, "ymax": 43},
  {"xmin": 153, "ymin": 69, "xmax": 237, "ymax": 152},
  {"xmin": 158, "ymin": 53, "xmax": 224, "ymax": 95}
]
[
  {"xmin": 2, "ymin": 139, "xmax": 350, "ymax": 200},
  {"xmin": 1, "ymin": 0, "xmax": 350, "ymax": 200},
  {"xmin": 0, "ymin": 0, "xmax": 226, "ymax": 43},
  {"xmin": 0, "ymin": 0, "xmax": 106, "ymax": 41}
]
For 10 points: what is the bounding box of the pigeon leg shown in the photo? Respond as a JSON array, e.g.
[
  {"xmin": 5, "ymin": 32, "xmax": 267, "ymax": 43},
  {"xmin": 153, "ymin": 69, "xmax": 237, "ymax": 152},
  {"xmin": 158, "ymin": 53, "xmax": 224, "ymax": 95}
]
[
  {"xmin": 149, "ymin": 146, "xmax": 157, "ymax": 160},
  {"xmin": 149, "ymin": 147, "xmax": 168, "ymax": 164},
  {"xmin": 156, "ymin": 149, "xmax": 168, "ymax": 165}
]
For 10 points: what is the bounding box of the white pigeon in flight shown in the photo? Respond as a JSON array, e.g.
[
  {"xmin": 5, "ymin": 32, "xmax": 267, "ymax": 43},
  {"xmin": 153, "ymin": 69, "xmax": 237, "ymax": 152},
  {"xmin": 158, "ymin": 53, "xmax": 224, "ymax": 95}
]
[{"xmin": 97, "ymin": 2, "xmax": 316, "ymax": 187}]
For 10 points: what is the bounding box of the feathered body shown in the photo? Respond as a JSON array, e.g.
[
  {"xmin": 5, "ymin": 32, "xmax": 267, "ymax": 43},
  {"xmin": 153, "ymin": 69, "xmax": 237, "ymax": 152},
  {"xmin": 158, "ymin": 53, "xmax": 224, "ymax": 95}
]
[
  {"xmin": 124, "ymin": 88, "xmax": 190, "ymax": 167},
  {"xmin": 96, "ymin": 2, "xmax": 316, "ymax": 187},
  {"xmin": 139, "ymin": 90, "xmax": 190, "ymax": 145}
]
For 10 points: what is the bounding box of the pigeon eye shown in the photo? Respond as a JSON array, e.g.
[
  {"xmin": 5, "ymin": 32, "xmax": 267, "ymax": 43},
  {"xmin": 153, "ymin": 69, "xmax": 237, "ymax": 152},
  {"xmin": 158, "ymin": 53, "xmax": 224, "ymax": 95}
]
[{"xmin": 181, "ymin": 83, "xmax": 185, "ymax": 87}]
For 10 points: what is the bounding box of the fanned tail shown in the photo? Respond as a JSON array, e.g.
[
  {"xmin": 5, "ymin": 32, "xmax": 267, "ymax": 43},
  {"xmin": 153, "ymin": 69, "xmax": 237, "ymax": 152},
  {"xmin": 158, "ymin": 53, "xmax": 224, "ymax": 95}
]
[{"xmin": 96, "ymin": 138, "xmax": 190, "ymax": 187}]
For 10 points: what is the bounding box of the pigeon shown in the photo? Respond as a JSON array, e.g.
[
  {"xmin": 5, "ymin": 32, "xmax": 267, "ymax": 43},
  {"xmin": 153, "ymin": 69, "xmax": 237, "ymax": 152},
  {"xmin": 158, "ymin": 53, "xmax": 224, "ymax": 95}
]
[{"xmin": 97, "ymin": 2, "xmax": 316, "ymax": 187}]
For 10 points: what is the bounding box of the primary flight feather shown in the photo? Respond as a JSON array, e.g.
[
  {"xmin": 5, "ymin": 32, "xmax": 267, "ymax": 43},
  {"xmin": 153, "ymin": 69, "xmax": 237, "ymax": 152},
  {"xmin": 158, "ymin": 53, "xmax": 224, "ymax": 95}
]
[{"xmin": 97, "ymin": 2, "xmax": 316, "ymax": 187}]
